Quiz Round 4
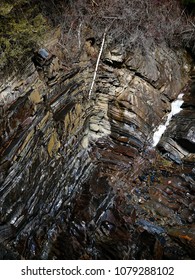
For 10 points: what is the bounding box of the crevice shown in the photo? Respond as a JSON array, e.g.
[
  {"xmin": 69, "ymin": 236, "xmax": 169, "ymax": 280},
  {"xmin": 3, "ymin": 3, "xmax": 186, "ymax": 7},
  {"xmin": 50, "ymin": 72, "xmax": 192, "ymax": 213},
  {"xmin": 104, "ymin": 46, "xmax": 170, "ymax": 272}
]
[
  {"xmin": 102, "ymin": 59, "xmax": 124, "ymax": 69},
  {"xmin": 175, "ymin": 138, "xmax": 195, "ymax": 153}
]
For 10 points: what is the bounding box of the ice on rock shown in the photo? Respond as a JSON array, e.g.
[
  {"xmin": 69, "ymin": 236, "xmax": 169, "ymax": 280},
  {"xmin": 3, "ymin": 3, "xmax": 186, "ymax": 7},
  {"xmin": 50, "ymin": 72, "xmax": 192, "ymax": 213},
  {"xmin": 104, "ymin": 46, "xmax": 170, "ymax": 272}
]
[{"xmin": 152, "ymin": 94, "xmax": 184, "ymax": 147}]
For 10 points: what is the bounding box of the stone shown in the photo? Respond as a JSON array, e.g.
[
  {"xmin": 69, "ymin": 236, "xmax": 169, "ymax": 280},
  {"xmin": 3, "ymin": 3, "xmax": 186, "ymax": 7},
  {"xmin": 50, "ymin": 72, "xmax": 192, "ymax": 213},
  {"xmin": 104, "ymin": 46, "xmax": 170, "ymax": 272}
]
[
  {"xmin": 47, "ymin": 131, "xmax": 61, "ymax": 157},
  {"xmin": 90, "ymin": 123, "xmax": 99, "ymax": 132},
  {"xmin": 29, "ymin": 90, "xmax": 42, "ymax": 104}
]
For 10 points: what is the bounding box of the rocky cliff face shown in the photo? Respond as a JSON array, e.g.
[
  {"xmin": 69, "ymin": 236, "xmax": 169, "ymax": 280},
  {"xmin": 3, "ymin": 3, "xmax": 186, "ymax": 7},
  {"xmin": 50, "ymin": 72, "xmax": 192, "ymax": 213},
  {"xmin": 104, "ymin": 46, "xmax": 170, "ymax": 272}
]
[{"xmin": 0, "ymin": 40, "xmax": 195, "ymax": 259}]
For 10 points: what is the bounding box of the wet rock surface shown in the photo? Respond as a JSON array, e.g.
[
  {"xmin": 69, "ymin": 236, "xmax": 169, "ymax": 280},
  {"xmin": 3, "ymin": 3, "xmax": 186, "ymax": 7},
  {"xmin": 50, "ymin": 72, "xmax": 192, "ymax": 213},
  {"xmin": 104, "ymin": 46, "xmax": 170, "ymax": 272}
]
[{"xmin": 0, "ymin": 45, "xmax": 195, "ymax": 259}]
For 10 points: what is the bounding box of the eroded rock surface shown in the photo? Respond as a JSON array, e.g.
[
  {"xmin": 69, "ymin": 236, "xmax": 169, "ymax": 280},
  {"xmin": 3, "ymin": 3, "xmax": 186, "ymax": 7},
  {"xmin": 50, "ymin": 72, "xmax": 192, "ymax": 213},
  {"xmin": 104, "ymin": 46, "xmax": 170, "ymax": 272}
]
[{"xmin": 0, "ymin": 43, "xmax": 194, "ymax": 259}]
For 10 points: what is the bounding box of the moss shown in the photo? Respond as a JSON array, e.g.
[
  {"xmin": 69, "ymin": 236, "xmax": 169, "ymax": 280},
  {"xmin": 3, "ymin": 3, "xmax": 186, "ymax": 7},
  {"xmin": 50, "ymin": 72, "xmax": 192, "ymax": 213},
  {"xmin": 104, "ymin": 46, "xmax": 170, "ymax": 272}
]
[
  {"xmin": 160, "ymin": 158, "xmax": 173, "ymax": 168},
  {"xmin": 0, "ymin": 0, "xmax": 49, "ymax": 73},
  {"xmin": 0, "ymin": 3, "xmax": 13, "ymax": 16}
]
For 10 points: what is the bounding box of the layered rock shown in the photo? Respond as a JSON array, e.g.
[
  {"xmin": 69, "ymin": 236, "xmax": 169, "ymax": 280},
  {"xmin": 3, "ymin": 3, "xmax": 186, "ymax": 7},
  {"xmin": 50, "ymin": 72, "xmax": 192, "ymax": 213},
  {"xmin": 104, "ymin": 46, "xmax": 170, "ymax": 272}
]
[
  {"xmin": 0, "ymin": 41, "xmax": 194, "ymax": 259},
  {"xmin": 0, "ymin": 54, "xmax": 95, "ymax": 258},
  {"xmin": 158, "ymin": 74, "xmax": 195, "ymax": 164}
]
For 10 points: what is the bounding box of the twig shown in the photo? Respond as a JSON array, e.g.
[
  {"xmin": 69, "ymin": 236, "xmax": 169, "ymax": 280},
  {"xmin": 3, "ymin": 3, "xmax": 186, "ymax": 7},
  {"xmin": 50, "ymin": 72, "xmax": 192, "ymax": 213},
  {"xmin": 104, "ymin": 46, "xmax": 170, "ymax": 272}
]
[
  {"xmin": 180, "ymin": 29, "xmax": 195, "ymax": 34},
  {"xmin": 91, "ymin": 0, "xmax": 98, "ymax": 6},
  {"xmin": 189, "ymin": 20, "xmax": 195, "ymax": 29},
  {"xmin": 99, "ymin": 16, "xmax": 124, "ymax": 20},
  {"xmin": 77, "ymin": 21, "xmax": 83, "ymax": 50}
]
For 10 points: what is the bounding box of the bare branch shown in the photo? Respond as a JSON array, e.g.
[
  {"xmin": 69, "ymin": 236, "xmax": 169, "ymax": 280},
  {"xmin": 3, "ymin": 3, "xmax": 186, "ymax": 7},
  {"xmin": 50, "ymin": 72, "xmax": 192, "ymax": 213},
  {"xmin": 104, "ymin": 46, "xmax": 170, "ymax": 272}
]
[
  {"xmin": 189, "ymin": 20, "xmax": 195, "ymax": 28},
  {"xmin": 91, "ymin": 0, "xmax": 98, "ymax": 6},
  {"xmin": 77, "ymin": 21, "xmax": 83, "ymax": 50}
]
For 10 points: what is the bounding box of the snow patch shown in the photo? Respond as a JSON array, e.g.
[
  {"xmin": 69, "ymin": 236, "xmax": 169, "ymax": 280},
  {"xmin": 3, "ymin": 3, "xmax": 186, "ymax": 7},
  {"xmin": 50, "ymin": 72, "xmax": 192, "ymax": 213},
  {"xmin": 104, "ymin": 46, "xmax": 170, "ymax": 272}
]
[{"xmin": 152, "ymin": 93, "xmax": 184, "ymax": 147}]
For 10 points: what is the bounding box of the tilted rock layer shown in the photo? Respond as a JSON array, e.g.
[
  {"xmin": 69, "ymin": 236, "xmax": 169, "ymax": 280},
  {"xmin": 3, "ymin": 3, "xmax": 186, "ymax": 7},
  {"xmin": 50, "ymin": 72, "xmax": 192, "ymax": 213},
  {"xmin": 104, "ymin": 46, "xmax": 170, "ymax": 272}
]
[{"xmin": 0, "ymin": 42, "xmax": 195, "ymax": 259}]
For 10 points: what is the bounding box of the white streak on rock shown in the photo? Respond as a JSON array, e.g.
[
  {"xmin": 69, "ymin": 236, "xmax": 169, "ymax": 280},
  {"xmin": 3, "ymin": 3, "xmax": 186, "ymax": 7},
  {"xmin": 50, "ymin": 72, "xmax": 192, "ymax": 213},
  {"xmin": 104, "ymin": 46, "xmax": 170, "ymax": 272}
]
[{"xmin": 152, "ymin": 93, "xmax": 184, "ymax": 147}]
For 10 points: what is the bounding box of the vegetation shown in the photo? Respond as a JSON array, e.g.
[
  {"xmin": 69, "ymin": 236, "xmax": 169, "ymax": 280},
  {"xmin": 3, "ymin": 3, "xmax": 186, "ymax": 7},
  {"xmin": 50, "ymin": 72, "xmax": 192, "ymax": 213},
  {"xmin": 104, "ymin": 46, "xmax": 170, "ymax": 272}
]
[
  {"xmin": 0, "ymin": 0, "xmax": 48, "ymax": 73},
  {"xmin": 46, "ymin": 0, "xmax": 195, "ymax": 62},
  {"xmin": 0, "ymin": 0, "xmax": 194, "ymax": 73},
  {"xmin": 182, "ymin": 0, "xmax": 195, "ymax": 4}
]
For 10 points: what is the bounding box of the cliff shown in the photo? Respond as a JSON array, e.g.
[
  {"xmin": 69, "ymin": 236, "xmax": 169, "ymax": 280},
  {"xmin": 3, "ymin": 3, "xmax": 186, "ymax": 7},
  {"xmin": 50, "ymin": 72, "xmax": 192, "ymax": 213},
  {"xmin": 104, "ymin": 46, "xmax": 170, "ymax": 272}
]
[{"xmin": 0, "ymin": 0, "xmax": 195, "ymax": 259}]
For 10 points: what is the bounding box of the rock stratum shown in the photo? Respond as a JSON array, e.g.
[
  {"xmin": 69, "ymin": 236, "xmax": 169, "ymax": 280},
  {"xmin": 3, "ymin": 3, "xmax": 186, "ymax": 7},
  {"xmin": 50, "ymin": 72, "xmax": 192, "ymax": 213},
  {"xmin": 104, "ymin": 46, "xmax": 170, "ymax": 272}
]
[{"xmin": 0, "ymin": 39, "xmax": 195, "ymax": 259}]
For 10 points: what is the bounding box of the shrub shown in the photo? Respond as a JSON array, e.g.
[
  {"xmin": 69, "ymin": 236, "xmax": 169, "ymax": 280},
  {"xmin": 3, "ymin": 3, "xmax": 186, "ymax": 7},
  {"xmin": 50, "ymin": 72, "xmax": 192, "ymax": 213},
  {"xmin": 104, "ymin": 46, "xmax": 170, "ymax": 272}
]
[
  {"xmin": 0, "ymin": 0, "xmax": 48, "ymax": 74},
  {"xmin": 52, "ymin": 0, "xmax": 195, "ymax": 62}
]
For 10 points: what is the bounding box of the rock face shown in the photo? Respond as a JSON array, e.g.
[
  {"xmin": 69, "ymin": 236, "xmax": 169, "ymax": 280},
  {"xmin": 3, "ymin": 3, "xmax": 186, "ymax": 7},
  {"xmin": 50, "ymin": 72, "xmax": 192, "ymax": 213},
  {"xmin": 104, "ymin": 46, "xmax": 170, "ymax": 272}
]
[
  {"xmin": 0, "ymin": 42, "xmax": 195, "ymax": 259},
  {"xmin": 158, "ymin": 77, "xmax": 195, "ymax": 163}
]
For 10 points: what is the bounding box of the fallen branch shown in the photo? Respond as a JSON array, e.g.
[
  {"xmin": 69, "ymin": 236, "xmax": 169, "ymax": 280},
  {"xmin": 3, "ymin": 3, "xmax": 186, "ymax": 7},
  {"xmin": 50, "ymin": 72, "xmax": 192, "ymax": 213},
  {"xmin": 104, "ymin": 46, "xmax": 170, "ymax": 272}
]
[{"xmin": 88, "ymin": 30, "xmax": 107, "ymax": 99}]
